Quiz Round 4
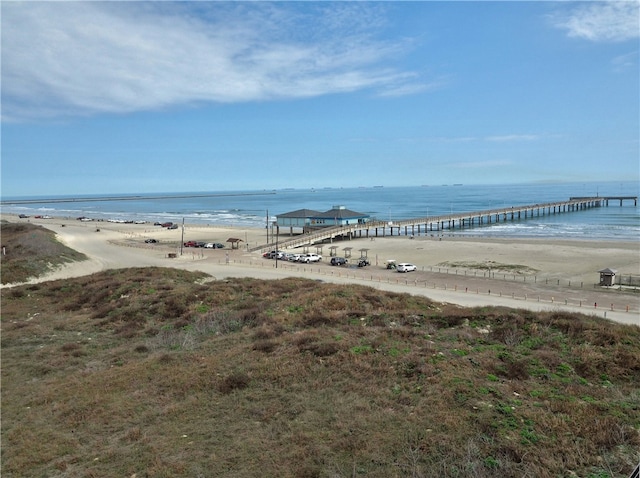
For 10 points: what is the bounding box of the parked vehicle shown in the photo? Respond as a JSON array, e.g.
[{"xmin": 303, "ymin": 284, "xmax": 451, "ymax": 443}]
[
  {"xmin": 184, "ymin": 241, "xmax": 197, "ymax": 247},
  {"xmin": 161, "ymin": 222, "xmax": 174, "ymax": 228},
  {"xmin": 397, "ymin": 263, "xmax": 417, "ymax": 272},
  {"xmin": 290, "ymin": 253, "xmax": 302, "ymax": 262},
  {"xmin": 195, "ymin": 242, "xmax": 206, "ymax": 248},
  {"xmin": 263, "ymin": 250, "xmax": 284, "ymax": 259},
  {"xmin": 18, "ymin": 214, "xmax": 30, "ymax": 218},
  {"xmin": 301, "ymin": 253, "xmax": 322, "ymax": 263},
  {"xmin": 357, "ymin": 258, "xmax": 370, "ymax": 267},
  {"xmin": 330, "ymin": 257, "xmax": 348, "ymax": 266},
  {"xmin": 204, "ymin": 243, "xmax": 224, "ymax": 249},
  {"xmin": 144, "ymin": 239, "xmax": 158, "ymax": 244}
]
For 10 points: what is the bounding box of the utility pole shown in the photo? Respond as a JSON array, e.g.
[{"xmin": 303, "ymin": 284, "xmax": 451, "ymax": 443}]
[
  {"xmin": 180, "ymin": 217, "xmax": 185, "ymax": 255},
  {"xmin": 274, "ymin": 220, "xmax": 279, "ymax": 269}
]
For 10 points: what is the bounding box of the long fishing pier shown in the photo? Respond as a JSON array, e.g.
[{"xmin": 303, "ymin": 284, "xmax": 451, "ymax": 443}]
[{"xmin": 252, "ymin": 196, "xmax": 637, "ymax": 252}]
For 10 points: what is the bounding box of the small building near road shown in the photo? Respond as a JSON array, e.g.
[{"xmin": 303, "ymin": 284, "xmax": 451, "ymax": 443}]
[{"xmin": 598, "ymin": 267, "xmax": 617, "ymax": 286}]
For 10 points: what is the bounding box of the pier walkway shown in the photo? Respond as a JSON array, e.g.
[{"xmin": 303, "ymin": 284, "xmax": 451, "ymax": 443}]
[{"xmin": 251, "ymin": 196, "xmax": 637, "ymax": 253}]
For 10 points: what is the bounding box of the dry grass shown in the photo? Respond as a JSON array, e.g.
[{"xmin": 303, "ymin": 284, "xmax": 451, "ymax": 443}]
[
  {"xmin": 1, "ymin": 222, "xmax": 87, "ymax": 284},
  {"xmin": 436, "ymin": 260, "xmax": 539, "ymax": 275},
  {"xmin": 2, "ymin": 268, "xmax": 639, "ymax": 477}
]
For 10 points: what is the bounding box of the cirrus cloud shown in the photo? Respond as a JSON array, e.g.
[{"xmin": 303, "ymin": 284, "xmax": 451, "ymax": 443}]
[
  {"xmin": 1, "ymin": 2, "xmax": 425, "ymax": 122},
  {"xmin": 551, "ymin": 1, "xmax": 639, "ymax": 42}
]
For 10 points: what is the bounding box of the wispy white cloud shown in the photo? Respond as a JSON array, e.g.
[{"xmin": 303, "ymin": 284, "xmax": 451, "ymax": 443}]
[
  {"xmin": 550, "ymin": 1, "xmax": 639, "ymax": 42},
  {"xmin": 349, "ymin": 133, "xmax": 544, "ymax": 144},
  {"xmin": 376, "ymin": 76, "xmax": 447, "ymax": 98},
  {"xmin": 485, "ymin": 134, "xmax": 539, "ymax": 142},
  {"xmin": 1, "ymin": 2, "xmax": 424, "ymax": 121},
  {"xmin": 426, "ymin": 134, "xmax": 541, "ymax": 143},
  {"xmin": 451, "ymin": 159, "xmax": 514, "ymax": 169},
  {"xmin": 611, "ymin": 50, "xmax": 638, "ymax": 72}
]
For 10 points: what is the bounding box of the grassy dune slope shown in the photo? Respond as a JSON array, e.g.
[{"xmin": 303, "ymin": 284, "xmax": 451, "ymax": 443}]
[
  {"xmin": 1, "ymin": 222, "xmax": 87, "ymax": 284},
  {"xmin": 2, "ymin": 268, "xmax": 639, "ymax": 478}
]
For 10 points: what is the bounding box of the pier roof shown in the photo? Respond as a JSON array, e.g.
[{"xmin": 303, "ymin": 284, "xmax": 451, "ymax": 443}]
[
  {"xmin": 313, "ymin": 207, "xmax": 368, "ymax": 219},
  {"xmin": 277, "ymin": 207, "xmax": 369, "ymax": 220},
  {"xmin": 276, "ymin": 208, "xmax": 322, "ymax": 218}
]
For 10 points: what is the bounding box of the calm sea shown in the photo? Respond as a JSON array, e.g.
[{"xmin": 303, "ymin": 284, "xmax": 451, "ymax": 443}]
[{"xmin": 2, "ymin": 181, "xmax": 639, "ymax": 241}]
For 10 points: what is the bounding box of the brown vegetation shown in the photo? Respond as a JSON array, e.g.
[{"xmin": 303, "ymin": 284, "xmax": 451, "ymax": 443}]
[
  {"xmin": 0, "ymin": 222, "xmax": 87, "ymax": 284},
  {"xmin": 2, "ymin": 267, "xmax": 639, "ymax": 477}
]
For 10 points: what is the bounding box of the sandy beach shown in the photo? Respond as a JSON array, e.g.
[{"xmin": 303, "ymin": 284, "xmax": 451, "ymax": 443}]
[{"xmin": 2, "ymin": 213, "xmax": 639, "ymax": 326}]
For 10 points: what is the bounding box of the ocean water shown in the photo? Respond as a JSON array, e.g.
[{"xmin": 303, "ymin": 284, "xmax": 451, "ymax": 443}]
[{"xmin": 2, "ymin": 181, "xmax": 638, "ymax": 241}]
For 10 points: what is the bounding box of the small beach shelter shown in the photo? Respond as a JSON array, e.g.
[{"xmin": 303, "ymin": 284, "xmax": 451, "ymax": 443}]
[
  {"xmin": 598, "ymin": 268, "xmax": 617, "ymax": 286},
  {"xmin": 226, "ymin": 238, "xmax": 243, "ymax": 250}
]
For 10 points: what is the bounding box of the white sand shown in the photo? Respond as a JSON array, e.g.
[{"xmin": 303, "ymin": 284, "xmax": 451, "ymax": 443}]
[{"xmin": 3, "ymin": 214, "xmax": 639, "ymax": 326}]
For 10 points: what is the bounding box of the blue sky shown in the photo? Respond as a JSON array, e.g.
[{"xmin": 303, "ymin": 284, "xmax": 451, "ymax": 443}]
[{"xmin": 2, "ymin": 1, "xmax": 638, "ymax": 197}]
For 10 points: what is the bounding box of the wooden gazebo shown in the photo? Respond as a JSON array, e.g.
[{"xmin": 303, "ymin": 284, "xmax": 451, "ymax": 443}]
[{"xmin": 226, "ymin": 238, "xmax": 243, "ymax": 250}]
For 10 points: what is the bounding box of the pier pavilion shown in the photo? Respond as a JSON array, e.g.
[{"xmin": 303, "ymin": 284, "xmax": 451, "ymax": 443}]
[{"xmin": 275, "ymin": 206, "xmax": 370, "ymax": 235}]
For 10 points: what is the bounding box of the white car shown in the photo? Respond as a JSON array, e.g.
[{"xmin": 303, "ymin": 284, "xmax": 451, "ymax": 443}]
[
  {"xmin": 397, "ymin": 263, "xmax": 417, "ymax": 272},
  {"xmin": 300, "ymin": 253, "xmax": 322, "ymax": 263}
]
